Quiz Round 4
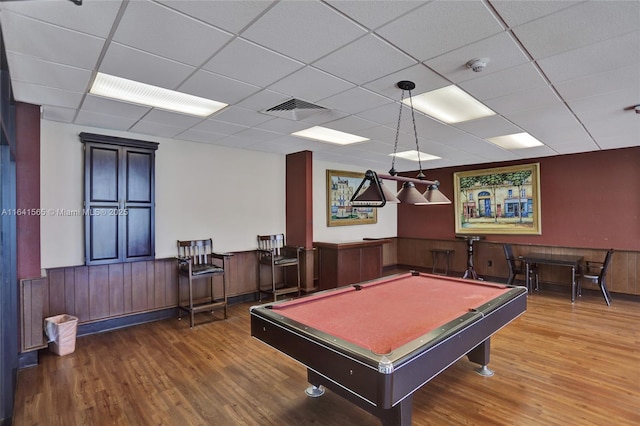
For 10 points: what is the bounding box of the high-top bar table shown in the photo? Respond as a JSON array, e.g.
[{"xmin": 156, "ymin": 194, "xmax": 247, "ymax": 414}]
[{"xmin": 456, "ymin": 235, "xmax": 485, "ymax": 280}]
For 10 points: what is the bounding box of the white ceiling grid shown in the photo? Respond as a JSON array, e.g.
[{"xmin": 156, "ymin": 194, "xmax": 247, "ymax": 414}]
[{"xmin": 0, "ymin": 0, "xmax": 638, "ymax": 173}]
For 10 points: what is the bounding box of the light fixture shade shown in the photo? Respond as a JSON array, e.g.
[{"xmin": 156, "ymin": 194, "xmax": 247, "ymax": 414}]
[
  {"xmin": 352, "ymin": 179, "xmax": 400, "ymax": 204},
  {"xmin": 380, "ymin": 181, "xmax": 401, "ymax": 204},
  {"xmin": 396, "ymin": 182, "xmax": 429, "ymax": 205},
  {"xmin": 423, "ymin": 184, "xmax": 452, "ymax": 204}
]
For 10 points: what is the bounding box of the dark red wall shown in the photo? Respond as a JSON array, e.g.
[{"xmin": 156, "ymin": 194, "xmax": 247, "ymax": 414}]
[
  {"xmin": 398, "ymin": 147, "xmax": 640, "ymax": 251},
  {"xmin": 15, "ymin": 102, "xmax": 41, "ymax": 278},
  {"xmin": 286, "ymin": 150, "xmax": 313, "ymax": 249}
]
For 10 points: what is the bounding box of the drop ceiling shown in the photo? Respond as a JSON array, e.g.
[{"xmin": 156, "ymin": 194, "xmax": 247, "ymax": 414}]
[{"xmin": 1, "ymin": 0, "xmax": 638, "ymax": 172}]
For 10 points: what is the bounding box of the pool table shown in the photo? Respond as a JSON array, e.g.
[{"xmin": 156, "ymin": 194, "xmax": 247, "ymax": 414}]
[{"xmin": 250, "ymin": 271, "xmax": 527, "ymax": 426}]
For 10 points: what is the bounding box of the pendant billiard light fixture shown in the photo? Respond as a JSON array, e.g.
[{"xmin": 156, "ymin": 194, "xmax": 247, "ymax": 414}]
[{"xmin": 350, "ymin": 81, "xmax": 451, "ymax": 207}]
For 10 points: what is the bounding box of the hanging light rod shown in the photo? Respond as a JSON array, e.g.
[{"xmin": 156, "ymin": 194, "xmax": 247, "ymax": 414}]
[{"xmin": 350, "ymin": 80, "xmax": 451, "ymax": 207}]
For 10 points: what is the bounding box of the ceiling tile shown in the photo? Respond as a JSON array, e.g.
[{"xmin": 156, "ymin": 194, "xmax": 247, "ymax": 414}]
[
  {"xmin": 100, "ymin": 42, "xmax": 195, "ymax": 89},
  {"xmin": 203, "ymin": 38, "xmax": 304, "ymax": 87},
  {"xmin": 137, "ymin": 108, "xmax": 205, "ymax": 128},
  {"xmin": 178, "ymin": 69, "xmax": 261, "ymax": 104},
  {"xmin": 212, "ymin": 106, "xmax": 273, "ymax": 127},
  {"xmin": 536, "ymin": 31, "xmax": 640, "ymax": 83},
  {"xmin": 484, "ymin": 85, "xmax": 560, "ymax": 115},
  {"xmin": 460, "ymin": 62, "xmax": 548, "ymax": 101},
  {"xmin": 41, "ymin": 106, "xmax": 76, "ymax": 123},
  {"xmin": 424, "ymin": 32, "xmax": 530, "ymax": 83},
  {"xmin": 11, "ymin": 82, "xmax": 83, "ymax": 109},
  {"xmin": 364, "ymin": 64, "xmax": 450, "ymax": 98},
  {"xmin": 6, "ymin": 52, "xmax": 92, "ymax": 93},
  {"xmin": 158, "ymin": 0, "xmax": 274, "ymax": 33},
  {"xmin": 314, "ymin": 34, "xmax": 416, "ymax": 85},
  {"xmin": 242, "ymin": 1, "xmax": 366, "ymax": 63},
  {"xmin": 0, "ymin": 0, "xmax": 122, "ymax": 38},
  {"xmin": 377, "ymin": 1, "xmax": 504, "ymax": 61},
  {"xmin": 2, "ymin": 11, "xmax": 105, "ymax": 69},
  {"xmin": 322, "ymin": 116, "xmax": 378, "ymax": 134},
  {"xmin": 268, "ymin": 67, "xmax": 355, "ymax": 103},
  {"xmin": 454, "ymin": 115, "xmax": 523, "ymax": 139},
  {"xmin": 129, "ymin": 120, "xmax": 185, "ymax": 138},
  {"xmin": 511, "ymin": 1, "xmax": 640, "ymax": 59},
  {"xmin": 320, "ymin": 87, "xmax": 393, "ymax": 115},
  {"xmin": 113, "ymin": 0, "xmax": 233, "ymax": 66},
  {"xmin": 326, "ymin": 0, "xmax": 423, "ymax": 30},
  {"xmin": 190, "ymin": 117, "xmax": 248, "ymax": 136},
  {"xmin": 81, "ymin": 95, "xmax": 151, "ymax": 120},
  {"xmin": 489, "ymin": 0, "xmax": 583, "ymax": 27},
  {"xmin": 75, "ymin": 109, "xmax": 142, "ymax": 131},
  {"xmin": 554, "ymin": 64, "xmax": 640, "ymax": 102}
]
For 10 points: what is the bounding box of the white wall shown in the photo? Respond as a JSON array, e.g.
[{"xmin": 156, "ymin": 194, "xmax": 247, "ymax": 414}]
[
  {"xmin": 39, "ymin": 120, "xmax": 397, "ymax": 269},
  {"xmin": 40, "ymin": 120, "xmax": 285, "ymax": 268},
  {"xmin": 312, "ymin": 160, "xmax": 397, "ymax": 242}
]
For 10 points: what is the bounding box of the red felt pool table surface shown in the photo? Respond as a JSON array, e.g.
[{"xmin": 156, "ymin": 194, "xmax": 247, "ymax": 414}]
[{"xmin": 271, "ymin": 273, "xmax": 511, "ymax": 355}]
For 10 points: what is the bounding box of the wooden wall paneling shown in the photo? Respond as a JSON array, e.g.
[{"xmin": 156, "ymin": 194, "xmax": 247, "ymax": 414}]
[
  {"xmin": 130, "ymin": 261, "xmax": 147, "ymax": 312},
  {"xmin": 397, "ymin": 238, "xmax": 426, "ymax": 269},
  {"xmin": 152, "ymin": 259, "xmax": 166, "ymax": 308},
  {"xmin": 123, "ymin": 262, "xmax": 133, "ymax": 313},
  {"xmin": 382, "ymin": 238, "xmax": 397, "ymax": 268},
  {"xmin": 20, "ymin": 278, "xmax": 47, "ymax": 351},
  {"xmin": 146, "ymin": 261, "xmax": 155, "ymax": 310},
  {"xmin": 74, "ymin": 266, "xmax": 89, "ymax": 322},
  {"xmin": 361, "ymin": 246, "xmax": 381, "ymax": 282},
  {"xmin": 48, "ymin": 268, "xmax": 65, "ymax": 315},
  {"xmin": 63, "ymin": 267, "xmax": 75, "ymax": 317},
  {"xmin": 89, "ymin": 264, "xmax": 110, "ymax": 320},
  {"xmin": 166, "ymin": 258, "xmax": 178, "ymax": 306},
  {"xmin": 109, "ymin": 263, "xmax": 124, "ymax": 316},
  {"xmin": 229, "ymin": 251, "xmax": 259, "ymax": 296},
  {"xmin": 476, "ymin": 242, "xmax": 510, "ymax": 282},
  {"xmin": 627, "ymin": 252, "xmax": 640, "ymax": 294}
]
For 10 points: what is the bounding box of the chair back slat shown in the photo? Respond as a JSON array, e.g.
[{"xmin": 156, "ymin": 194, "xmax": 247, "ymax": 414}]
[
  {"xmin": 258, "ymin": 234, "xmax": 285, "ymax": 256},
  {"xmin": 600, "ymin": 249, "xmax": 614, "ymax": 281},
  {"xmin": 503, "ymin": 244, "xmax": 517, "ymax": 272},
  {"xmin": 177, "ymin": 239, "xmax": 213, "ymax": 265}
]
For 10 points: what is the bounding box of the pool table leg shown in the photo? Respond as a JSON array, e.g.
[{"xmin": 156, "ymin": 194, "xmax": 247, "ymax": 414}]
[
  {"xmin": 467, "ymin": 339, "xmax": 494, "ymax": 377},
  {"xmin": 307, "ymin": 369, "xmax": 412, "ymax": 426}
]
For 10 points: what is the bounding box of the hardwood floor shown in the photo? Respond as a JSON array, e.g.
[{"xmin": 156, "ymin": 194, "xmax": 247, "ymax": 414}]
[{"xmin": 14, "ymin": 286, "xmax": 640, "ymax": 425}]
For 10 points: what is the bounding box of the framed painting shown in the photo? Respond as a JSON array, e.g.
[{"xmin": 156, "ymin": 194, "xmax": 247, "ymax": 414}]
[
  {"xmin": 326, "ymin": 170, "xmax": 377, "ymax": 227},
  {"xmin": 454, "ymin": 163, "xmax": 541, "ymax": 235}
]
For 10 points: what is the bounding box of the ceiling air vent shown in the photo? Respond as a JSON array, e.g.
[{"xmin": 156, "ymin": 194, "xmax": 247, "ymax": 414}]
[{"xmin": 262, "ymin": 98, "xmax": 328, "ymax": 121}]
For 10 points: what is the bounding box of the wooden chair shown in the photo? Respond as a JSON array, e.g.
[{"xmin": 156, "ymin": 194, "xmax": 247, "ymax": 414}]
[
  {"xmin": 176, "ymin": 239, "xmax": 230, "ymax": 327},
  {"xmin": 257, "ymin": 234, "xmax": 301, "ymax": 301},
  {"xmin": 579, "ymin": 249, "xmax": 613, "ymax": 306},
  {"xmin": 503, "ymin": 244, "xmax": 538, "ymax": 290}
]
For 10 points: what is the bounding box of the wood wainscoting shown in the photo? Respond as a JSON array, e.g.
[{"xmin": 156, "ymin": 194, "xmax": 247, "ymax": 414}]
[
  {"xmin": 396, "ymin": 237, "xmax": 639, "ymax": 296},
  {"xmin": 19, "ymin": 250, "xmax": 260, "ymax": 353}
]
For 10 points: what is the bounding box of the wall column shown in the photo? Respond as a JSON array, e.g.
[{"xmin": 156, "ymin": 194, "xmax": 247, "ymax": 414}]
[
  {"xmin": 15, "ymin": 102, "xmax": 41, "ymax": 279},
  {"xmin": 286, "ymin": 151, "xmax": 314, "ymax": 292}
]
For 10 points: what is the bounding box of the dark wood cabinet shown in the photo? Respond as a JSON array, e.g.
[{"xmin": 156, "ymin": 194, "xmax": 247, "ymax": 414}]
[
  {"xmin": 80, "ymin": 133, "xmax": 158, "ymax": 265},
  {"xmin": 314, "ymin": 239, "xmax": 389, "ymax": 290}
]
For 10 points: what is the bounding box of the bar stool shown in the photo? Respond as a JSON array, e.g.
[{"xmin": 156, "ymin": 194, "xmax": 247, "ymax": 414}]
[{"xmin": 431, "ymin": 249, "xmax": 454, "ymax": 275}]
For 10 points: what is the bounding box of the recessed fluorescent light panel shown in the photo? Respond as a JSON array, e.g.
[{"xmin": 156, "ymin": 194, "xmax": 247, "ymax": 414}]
[
  {"xmin": 389, "ymin": 150, "xmax": 441, "ymax": 162},
  {"xmin": 90, "ymin": 72, "xmax": 227, "ymax": 117},
  {"xmin": 486, "ymin": 132, "xmax": 544, "ymax": 149},
  {"xmin": 405, "ymin": 85, "xmax": 496, "ymax": 124},
  {"xmin": 291, "ymin": 126, "xmax": 369, "ymax": 145}
]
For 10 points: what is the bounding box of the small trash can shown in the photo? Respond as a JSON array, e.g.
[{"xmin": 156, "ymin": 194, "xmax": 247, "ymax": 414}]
[{"xmin": 44, "ymin": 314, "xmax": 79, "ymax": 356}]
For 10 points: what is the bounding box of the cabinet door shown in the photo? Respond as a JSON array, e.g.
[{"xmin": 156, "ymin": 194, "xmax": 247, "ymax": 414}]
[
  {"xmin": 82, "ymin": 133, "xmax": 158, "ymax": 265},
  {"xmin": 85, "ymin": 143, "xmax": 121, "ymax": 263},
  {"xmin": 124, "ymin": 149, "xmax": 154, "ymax": 260}
]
